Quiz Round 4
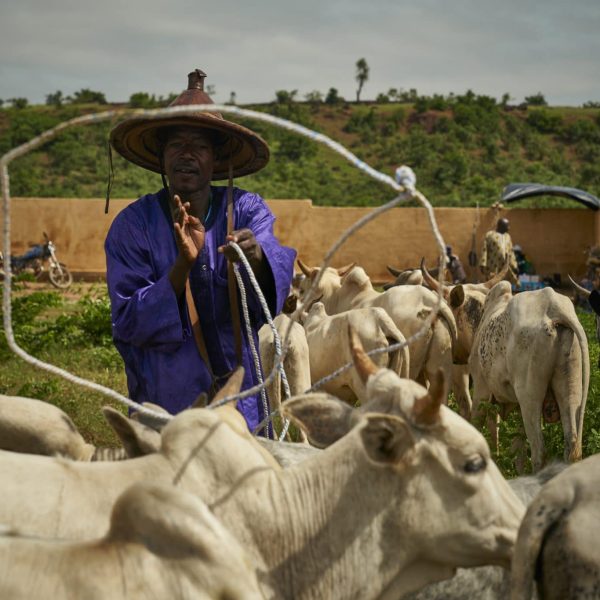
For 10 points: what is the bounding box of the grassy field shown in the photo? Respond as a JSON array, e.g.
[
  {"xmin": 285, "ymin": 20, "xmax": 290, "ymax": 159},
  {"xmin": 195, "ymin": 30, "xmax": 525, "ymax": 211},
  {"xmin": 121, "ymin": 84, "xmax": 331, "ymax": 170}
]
[{"xmin": 0, "ymin": 280, "xmax": 598, "ymax": 476}]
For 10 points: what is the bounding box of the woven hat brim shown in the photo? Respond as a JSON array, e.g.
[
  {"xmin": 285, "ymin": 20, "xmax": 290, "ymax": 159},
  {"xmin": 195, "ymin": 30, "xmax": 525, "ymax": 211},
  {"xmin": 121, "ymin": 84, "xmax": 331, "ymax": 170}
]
[{"xmin": 110, "ymin": 114, "xmax": 270, "ymax": 180}]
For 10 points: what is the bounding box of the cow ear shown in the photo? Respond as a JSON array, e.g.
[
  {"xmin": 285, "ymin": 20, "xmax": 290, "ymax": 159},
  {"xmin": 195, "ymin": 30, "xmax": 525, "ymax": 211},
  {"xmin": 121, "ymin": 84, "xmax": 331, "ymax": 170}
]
[
  {"xmin": 360, "ymin": 414, "xmax": 415, "ymax": 465},
  {"xmin": 103, "ymin": 407, "xmax": 162, "ymax": 457},
  {"xmin": 282, "ymin": 393, "xmax": 358, "ymax": 448},
  {"xmin": 449, "ymin": 285, "xmax": 465, "ymax": 309}
]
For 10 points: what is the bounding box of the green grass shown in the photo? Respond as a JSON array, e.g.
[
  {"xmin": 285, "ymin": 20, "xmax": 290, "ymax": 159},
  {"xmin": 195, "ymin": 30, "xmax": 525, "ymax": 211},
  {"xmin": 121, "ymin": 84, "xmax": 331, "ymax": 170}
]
[{"xmin": 0, "ymin": 284, "xmax": 598, "ymax": 473}]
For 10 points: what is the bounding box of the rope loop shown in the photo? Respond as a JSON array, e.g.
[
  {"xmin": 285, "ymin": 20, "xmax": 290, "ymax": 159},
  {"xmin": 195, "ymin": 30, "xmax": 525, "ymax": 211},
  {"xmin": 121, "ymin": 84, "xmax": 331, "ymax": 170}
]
[{"xmin": 1, "ymin": 104, "xmax": 448, "ymax": 433}]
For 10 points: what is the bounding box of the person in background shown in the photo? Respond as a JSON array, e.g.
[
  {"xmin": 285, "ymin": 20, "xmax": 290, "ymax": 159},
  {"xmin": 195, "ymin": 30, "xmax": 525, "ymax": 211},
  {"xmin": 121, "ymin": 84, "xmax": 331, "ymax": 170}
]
[
  {"xmin": 445, "ymin": 245, "xmax": 466, "ymax": 284},
  {"xmin": 479, "ymin": 217, "xmax": 518, "ymax": 284},
  {"xmin": 105, "ymin": 69, "xmax": 295, "ymax": 434}
]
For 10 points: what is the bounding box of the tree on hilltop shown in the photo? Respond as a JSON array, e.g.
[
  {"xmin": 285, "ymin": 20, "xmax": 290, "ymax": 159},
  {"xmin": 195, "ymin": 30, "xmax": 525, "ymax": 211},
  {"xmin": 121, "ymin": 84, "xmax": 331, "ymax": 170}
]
[
  {"xmin": 524, "ymin": 92, "xmax": 547, "ymax": 106},
  {"xmin": 68, "ymin": 88, "xmax": 107, "ymax": 104},
  {"xmin": 46, "ymin": 91, "xmax": 64, "ymax": 107},
  {"xmin": 355, "ymin": 58, "xmax": 369, "ymax": 102}
]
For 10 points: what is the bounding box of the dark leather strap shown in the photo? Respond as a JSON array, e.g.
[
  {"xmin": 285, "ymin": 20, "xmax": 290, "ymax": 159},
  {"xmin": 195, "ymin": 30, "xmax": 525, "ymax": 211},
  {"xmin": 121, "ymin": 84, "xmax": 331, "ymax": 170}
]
[{"xmin": 185, "ymin": 279, "xmax": 219, "ymax": 397}]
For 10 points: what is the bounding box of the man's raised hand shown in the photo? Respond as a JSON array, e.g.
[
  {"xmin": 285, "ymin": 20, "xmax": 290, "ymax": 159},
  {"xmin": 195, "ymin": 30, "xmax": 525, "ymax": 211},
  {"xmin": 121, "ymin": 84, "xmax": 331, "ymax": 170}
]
[{"xmin": 173, "ymin": 194, "xmax": 205, "ymax": 265}]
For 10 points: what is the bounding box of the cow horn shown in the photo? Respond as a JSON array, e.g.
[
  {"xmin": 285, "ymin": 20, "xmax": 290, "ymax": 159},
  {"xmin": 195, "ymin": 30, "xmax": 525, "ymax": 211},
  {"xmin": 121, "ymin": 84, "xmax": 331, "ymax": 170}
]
[
  {"xmin": 337, "ymin": 263, "xmax": 357, "ymax": 277},
  {"xmin": 297, "ymin": 258, "xmax": 315, "ymax": 278},
  {"xmin": 568, "ymin": 275, "xmax": 591, "ymax": 298},
  {"xmin": 387, "ymin": 265, "xmax": 403, "ymax": 277},
  {"xmin": 483, "ymin": 261, "xmax": 510, "ymax": 289},
  {"xmin": 208, "ymin": 367, "xmax": 245, "ymax": 407},
  {"xmin": 421, "ymin": 257, "xmax": 445, "ymax": 295},
  {"xmin": 349, "ymin": 324, "xmax": 379, "ymax": 382},
  {"xmin": 412, "ymin": 369, "xmax": 446, "ymax": 426}
]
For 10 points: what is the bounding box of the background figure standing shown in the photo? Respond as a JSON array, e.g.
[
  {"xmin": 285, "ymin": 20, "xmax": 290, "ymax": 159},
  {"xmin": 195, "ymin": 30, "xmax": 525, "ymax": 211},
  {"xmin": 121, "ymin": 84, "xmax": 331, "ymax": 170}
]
[
  {"xmin": 445, "ymin": 245, "xmax": 466, "ymax": 284},
  {"xmin": 479, "ymin": 217, "xmax": 518, "ymax": 284}
]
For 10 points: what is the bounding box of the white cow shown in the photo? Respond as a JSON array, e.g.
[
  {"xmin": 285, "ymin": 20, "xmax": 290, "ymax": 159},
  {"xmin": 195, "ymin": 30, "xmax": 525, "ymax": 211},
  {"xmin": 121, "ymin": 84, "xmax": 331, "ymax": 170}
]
[
  {"xmin": 510, "ymin": 454, "xmax": 600, "ymax": 600},
  {"xmin": 206, "ymin": 339, "xmax": 525, "ymax": 599},
  {"xmin": 420, "ymin": 260, "xmax": 511, "ymax": 419},
  {"xmin": 0, "ymin": 481, "xmax": 264, "ymax": 600},
  {"xmin": 0, "ymin": 370, "xmax": 281, "ymax": 539},
  {"xmin": 258, "ymin": 314, "xmax": 311, "ymax": 412},
  {"xmin": 303, "ymin": 301, "xmax": 409, "ymax": 404},
  {"xmin": 297, "ymin": 260, "xmax": 458, "ymax": 388},
  {"xmin": 469, "ymin": 282, "xmax": 589, "ymax": 471},
  {"xmin": 406, "ymin": 462, "xmax": 567, "ymax": 600},
  {"xmin": 0, "ymin": 395, "xmax": 161, "ymax": 460}
]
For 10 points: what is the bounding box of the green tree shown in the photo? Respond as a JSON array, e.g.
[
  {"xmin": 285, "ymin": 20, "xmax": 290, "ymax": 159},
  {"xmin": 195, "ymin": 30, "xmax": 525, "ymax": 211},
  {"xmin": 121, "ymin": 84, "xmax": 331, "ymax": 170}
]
[
  {"xmin": 304, "ymin": 90, "xmax": 323, "ymax": 104},
  {"xmin": 274, "ymin": 89, "xmax": 298, "ymax": 104},
  {"xmin": 128, "ymin": 92, "xmax": 159, "ymax": 108},
  {"xmin": 69, "ymin": 89, "xmax": 107, "ymax": 104},
  {"xmin": 355, "ymin": 58, "xmax": 369, "ymax": 102},
  {"xmin": 8, "ymin": 97, "xmax": 29, "ymax": 109},
  {"xmin": 325, "ymin": 88, "xmax": 342, "ymax": 105},
  {"xmin": 524, "ymin": 92, "xmax": 547, "ymax": 106},
  {"xmin": 500, "ymin": 93, "xmax": 512, "ymax": 108},
  {"xmin": 46, "ymin": 91, "xmax": 64, "ymax": 107}
]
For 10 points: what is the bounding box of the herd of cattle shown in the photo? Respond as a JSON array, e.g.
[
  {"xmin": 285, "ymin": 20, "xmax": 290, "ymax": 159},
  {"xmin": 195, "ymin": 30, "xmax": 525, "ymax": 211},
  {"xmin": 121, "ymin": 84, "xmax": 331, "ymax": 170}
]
[{"xmin": 0, "ymin": 257, "xmax": 597, "ymax": 599}]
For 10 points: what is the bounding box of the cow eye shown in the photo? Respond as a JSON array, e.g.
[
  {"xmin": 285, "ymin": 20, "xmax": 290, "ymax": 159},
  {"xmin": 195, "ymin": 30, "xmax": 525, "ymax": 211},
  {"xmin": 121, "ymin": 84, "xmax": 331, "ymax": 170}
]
[{"xmin": 464, "ymin": 455, "xmax": 486, "ymax": 474}]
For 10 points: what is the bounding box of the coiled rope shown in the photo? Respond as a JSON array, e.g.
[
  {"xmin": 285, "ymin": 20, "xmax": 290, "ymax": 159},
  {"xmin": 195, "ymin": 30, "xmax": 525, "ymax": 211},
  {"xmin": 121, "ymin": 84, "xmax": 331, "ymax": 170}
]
[{"xmin": 1, "ymin": 103, "xmax": 447, "ymax": 429}]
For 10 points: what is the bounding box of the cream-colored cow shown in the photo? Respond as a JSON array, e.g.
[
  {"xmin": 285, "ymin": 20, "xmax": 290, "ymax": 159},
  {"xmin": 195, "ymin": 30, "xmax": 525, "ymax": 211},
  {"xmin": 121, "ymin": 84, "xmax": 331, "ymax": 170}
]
[
  {"xmin": 0, "ymin": 481, "xmax": 264, "ymax": 600},
  {"xmin": 297, "ymin": 261, "xmax": 458, "ymax": 388},
  {"xmin": 0, "ymin": 394, "xmax": 160, "ymax": 460},
  {"xmin": 0, "ymin": 370, "xmax": 280, "ymax": 539},
  {"xmin": 204, "ymin": 332, "xmax": 525, "ymax": 599},
  {"xmin": 303, "ymin": 301, "xmax": 409, "ymax": 403},
  {"xmin": 469, "ymin": 282, "xmax": 589, "ymax": 471}
]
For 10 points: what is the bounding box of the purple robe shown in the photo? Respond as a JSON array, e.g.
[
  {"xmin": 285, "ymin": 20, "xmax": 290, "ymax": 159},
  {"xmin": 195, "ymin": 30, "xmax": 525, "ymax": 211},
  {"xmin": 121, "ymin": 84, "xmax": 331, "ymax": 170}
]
[{"xmin": 105, "ymin": 186, "xmax": 296, "ymax": 432}]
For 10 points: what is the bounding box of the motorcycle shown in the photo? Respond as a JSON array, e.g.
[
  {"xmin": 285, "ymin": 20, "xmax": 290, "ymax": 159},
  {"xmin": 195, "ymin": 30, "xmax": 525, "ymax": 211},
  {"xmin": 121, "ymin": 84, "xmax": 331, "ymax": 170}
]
[{"xmin": 0, "ymin": 232, "xmax": 73, "ymax": 289}]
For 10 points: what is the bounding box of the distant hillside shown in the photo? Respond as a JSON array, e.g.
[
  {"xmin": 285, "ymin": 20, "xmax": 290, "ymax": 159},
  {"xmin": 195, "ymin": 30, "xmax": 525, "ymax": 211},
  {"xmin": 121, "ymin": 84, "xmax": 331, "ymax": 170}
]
[{"xmin": 1, "ymin": 96, "xmax": 599, "ymax": 207}]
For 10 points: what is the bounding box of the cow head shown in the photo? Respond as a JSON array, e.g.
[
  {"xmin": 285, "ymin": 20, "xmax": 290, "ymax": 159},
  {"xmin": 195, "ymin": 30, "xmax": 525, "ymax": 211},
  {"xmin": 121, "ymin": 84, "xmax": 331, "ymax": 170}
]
[
  {"xmin": 296, "ymin": 259, "xmax": 356, "ymax": 314},
  {"xmin": 282, "ymin": 329, "xmax": 525, "ymax": 570},
  {"xmin": 420, "ymin": 259, "xmax": 511, "ymax": 362}
]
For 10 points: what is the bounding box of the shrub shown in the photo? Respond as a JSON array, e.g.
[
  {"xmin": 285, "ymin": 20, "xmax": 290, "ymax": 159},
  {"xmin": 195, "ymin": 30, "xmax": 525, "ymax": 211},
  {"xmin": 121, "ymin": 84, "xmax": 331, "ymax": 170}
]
[{"xmin": 526, "ymin": 110, "xmax": 563, "ymax": 134}]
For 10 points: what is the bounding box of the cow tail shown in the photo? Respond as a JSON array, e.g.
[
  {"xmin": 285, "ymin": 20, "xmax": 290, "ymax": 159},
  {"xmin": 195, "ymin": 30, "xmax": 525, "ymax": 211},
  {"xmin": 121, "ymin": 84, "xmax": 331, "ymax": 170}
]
[{"xmin": 555, "ymin": 312, "xmax": 589, "ymax": 447}]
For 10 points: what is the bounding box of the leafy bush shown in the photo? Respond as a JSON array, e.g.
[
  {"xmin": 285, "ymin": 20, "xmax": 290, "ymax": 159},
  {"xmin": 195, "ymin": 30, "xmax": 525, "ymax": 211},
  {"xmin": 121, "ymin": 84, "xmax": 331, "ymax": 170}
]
[
  {"xmin": 526, "ymin": 110, "xmax": 563, "ymax": 134},
  {"xmin": 524, "ymin": 92, "xmax": 547, "ymax": 106}
]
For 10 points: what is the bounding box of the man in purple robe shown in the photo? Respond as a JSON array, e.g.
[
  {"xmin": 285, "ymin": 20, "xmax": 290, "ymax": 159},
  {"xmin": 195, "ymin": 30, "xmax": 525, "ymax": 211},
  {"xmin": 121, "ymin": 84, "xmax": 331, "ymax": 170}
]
[{"xmin": 105, "ymin": 69, "xmax": 295, "ymax": 433}]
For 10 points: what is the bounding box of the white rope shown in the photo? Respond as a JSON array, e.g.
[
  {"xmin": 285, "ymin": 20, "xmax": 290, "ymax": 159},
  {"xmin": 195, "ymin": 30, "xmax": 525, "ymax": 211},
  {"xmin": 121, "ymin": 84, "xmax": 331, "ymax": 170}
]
[
  {"xmin": 231, "ymin": 261, "xmax": 272, "ymax": 439},
  {"xmin": 1, "ymin": 104, "xmax": 447, "ymax": 428}
]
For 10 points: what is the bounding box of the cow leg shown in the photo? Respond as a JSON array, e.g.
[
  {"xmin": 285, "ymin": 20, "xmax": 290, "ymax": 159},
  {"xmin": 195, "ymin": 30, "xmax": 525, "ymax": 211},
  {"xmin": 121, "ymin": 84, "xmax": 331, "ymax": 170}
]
[
  {"xmin": 451, "ymin": 364, "xmax": 472, "ymax": 420},
  {"xmin": 515, "ymin": 384, "xmax": 545, "ymax": 472},
  {"xmin": 510, "ymin": 420, "xmax": 529, "ymax": 475}
]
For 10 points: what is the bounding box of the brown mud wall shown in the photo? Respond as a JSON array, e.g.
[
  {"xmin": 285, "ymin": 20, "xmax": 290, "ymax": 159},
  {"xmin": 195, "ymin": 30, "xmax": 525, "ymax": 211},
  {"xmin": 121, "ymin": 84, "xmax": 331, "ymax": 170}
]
[{"xmin": 2, "ymin": 198, "xmax": 594, "ymax": 283}]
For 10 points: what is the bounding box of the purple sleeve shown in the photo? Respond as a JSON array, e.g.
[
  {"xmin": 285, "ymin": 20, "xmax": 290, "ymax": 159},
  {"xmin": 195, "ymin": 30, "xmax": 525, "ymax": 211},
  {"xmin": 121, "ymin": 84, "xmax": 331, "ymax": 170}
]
[
  {"xmin": 105, "ymin": 210, "xmax": 187, "ymax": 350},
  {"xmin": 237, "ymin": 193, "xmax": 296, "ymax": 322}
]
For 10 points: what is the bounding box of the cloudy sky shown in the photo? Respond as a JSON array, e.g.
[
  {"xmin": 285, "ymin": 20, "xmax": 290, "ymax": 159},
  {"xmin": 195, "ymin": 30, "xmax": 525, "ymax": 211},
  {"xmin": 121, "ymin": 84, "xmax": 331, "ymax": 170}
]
[{"xmin": 1, "ymin": 0, "xmax": 599, "ymax": 106}]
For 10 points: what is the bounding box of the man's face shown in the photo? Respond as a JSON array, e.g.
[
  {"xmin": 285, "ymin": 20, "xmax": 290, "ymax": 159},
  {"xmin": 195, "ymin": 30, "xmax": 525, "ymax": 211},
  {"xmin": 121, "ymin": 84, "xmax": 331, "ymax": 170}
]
[{"xmin": 162, "ymin": 128, "xmax": 214, "ymax": 195}]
